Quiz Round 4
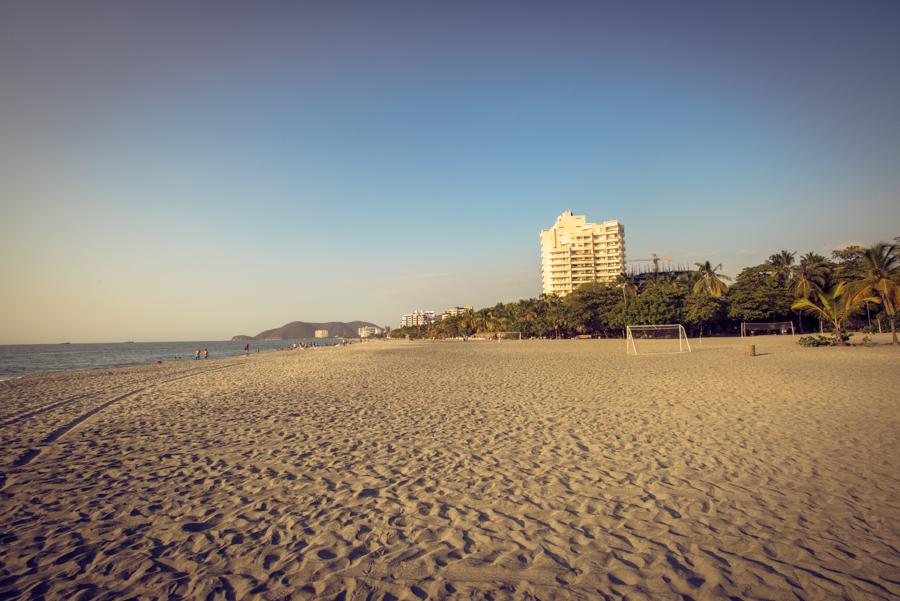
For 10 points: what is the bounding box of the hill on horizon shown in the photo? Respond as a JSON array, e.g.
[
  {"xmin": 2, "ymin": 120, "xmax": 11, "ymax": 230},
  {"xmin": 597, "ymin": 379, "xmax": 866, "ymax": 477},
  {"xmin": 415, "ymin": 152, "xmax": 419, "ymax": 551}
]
[{"xmin": 231, "ymin": 320, "xmax": 382, "ymax": 341}]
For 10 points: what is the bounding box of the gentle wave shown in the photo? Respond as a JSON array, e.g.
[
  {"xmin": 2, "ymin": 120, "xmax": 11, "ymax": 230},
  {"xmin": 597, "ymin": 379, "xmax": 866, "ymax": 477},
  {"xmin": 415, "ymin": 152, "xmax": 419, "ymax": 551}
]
[{"xmin": 0, "ymin": 339, "xmax": 346, "ymax": 378}]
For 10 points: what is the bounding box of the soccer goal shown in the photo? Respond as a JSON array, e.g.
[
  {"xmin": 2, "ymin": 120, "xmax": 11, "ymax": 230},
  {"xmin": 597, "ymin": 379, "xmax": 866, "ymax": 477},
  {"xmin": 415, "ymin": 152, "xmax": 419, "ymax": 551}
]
[
  {"xmin": 495, "ymin": 331, "xmax": 523, "ymax": 341},
  {"xmin": 740, "ymin": 321, "xmax": 795, "ymax": 337},
  {"xmin": 626, "ymin": 325, "xmax": 691, "ymax": 355}
]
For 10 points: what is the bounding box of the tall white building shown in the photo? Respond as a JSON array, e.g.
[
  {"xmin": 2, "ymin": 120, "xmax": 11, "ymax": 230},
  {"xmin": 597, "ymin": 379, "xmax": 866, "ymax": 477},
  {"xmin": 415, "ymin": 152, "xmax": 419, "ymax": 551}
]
[
  {"xmin": 540, "ymin": 211, "xmax": 625, "ymax": 297},
  {"xmin": 400, "ymin": 310, "xmax": 437, "ymax": 328}
]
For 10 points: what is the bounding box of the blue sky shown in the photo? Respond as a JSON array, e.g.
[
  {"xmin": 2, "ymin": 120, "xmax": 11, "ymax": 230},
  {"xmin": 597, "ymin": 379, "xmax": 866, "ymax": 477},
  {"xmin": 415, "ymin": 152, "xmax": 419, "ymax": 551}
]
[{"xmin": 1, "ymin": 1, "xmax": 899, "ymax": 342}]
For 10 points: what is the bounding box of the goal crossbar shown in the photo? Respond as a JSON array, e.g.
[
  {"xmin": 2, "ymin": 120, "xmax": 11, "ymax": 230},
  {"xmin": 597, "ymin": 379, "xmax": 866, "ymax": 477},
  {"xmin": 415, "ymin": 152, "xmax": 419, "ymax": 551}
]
[
  {"xmin": 495, "ymin": 331, "xmax": 523, "ymax": 341},
  {"xmin": 741, "ymin": 321, "xmax": 795, "ymax": 337},
  {"xmin": 626, "ymin": 324, "xmax": 691, "ymax": 355}
]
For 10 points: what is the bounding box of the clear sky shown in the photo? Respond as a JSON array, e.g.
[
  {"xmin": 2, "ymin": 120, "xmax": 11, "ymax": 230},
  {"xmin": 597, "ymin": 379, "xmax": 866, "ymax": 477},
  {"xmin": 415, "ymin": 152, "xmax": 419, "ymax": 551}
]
[{"xmin": 1, "ymin": 1, "xmax": 899, "ymax": 343}]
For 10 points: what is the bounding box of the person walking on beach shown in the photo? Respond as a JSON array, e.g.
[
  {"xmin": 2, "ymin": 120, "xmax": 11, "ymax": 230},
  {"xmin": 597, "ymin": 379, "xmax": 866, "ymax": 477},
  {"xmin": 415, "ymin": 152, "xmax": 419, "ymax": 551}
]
[
  {"xmin": 244, "ymin": 343, "xmax": 250, "ymax": 356},
  {"xmin": 203, "ymin": 348, "xmax": 209, "ymax": 360},
  {"xmin": 194, "ymin": 348, "xmax": 200, "ymax": 360}
]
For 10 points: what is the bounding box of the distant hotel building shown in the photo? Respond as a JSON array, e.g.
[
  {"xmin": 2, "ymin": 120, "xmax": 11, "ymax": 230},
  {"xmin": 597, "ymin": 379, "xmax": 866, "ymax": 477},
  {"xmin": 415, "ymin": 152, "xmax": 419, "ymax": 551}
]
[
  {"xmin": 400, "ymin": 310, "xmax": 437, "ymax": 328},
  {"xmin": 442, "ymin": 306, "xmax": 473, "ymax": 319},
  {"xmin": 540, "ymin": 211, "xmax": 625, "ymax": 297},
  {"xmin": 358, "ymin": 325, "xmax": 384, "ymax": 338},
  {"xmin": 314, "ymin": 329, "xmax": 329, "ymax": 339}
]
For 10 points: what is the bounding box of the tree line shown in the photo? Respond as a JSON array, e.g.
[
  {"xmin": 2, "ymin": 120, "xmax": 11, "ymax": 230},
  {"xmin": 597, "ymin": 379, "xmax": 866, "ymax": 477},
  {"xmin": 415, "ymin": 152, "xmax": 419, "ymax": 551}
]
[{"xmin": 389, "ymin": 240, "xmax": 899, "ymax": 344}]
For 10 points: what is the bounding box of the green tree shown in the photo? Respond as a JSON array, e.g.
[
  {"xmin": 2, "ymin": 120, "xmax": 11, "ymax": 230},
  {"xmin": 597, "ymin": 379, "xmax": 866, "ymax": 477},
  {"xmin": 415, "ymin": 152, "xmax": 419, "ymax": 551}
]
[
  {"xmin": 684, "ymin": 292, "xmax": 724, "ymax": 337},
  {"xmin": 831, "ymin": 245, "xmax": 867, "ymax": 282},
  {"xmin": 513, "ymin": 298, "xmax": 542, "ymax": 338},
  {"xmin": 536, "ymin": 294, "xmax": 567, "ymax": 338},
  {"xmin": 767, "ymin": 250, "xmax": 796, "ymax": 287},
  {"xmin": 792, "ymin": 283, "xmax": 879, "ymax": 345},
  {"xmin": 615, "ymin": 272, "xmax": 638, "ymax": 304},
  {"xmin": 622, "ymin": 280, "xmax": 686, "ymax": 326},
  {"xmin": 851, "ymin": 242, "xmax": 900, "ymax": 344},
  {"xmin": 692, "ymin": 261, "xmax": 731, "ymax": 298},
  {"xmin": 564, "ymin": 282, "xmax": 624, "ymax": 337},
  {"xmin": 726, "ymin": 265, "xmax": 793, "ymax": 323},
  {"xmin": 790, "ymin": 252, "xmax": 830, "ymax": 299}
]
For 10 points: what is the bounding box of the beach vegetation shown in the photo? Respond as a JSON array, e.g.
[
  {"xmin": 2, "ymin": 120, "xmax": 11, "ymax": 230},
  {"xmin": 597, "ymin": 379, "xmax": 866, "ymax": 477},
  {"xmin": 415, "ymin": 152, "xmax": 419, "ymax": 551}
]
[
  {"xmin": 797, "ymin": 334, "xmax": 839, "ymax": 347},
  {"xmin": 684, "ymin": 291, "xmax": 725, "ymax": 338},
  {"xmin": 692, "ymin": 261, "xmax": 731, "ymax": 298},
  {"xmin": 848, "ymin": 242, "xmax": 899, "ymax": 344},
  {"xmin": 767, "ymin": 250, "xmax": 796, "ymax": 287},
  {"xmin": 791, "ymin": 283, "xmax": 879, "ymax": 345},
  {"xmin": 726, "ymin": 265, "xmax": 793, "ymax": 323},
  {"xmin": 790, "ymin": 252, "xmax": 831, "ymax": 299},
  {"xmin": 390, "ymin": 242, "xmax": 895, "ymax": 342}
]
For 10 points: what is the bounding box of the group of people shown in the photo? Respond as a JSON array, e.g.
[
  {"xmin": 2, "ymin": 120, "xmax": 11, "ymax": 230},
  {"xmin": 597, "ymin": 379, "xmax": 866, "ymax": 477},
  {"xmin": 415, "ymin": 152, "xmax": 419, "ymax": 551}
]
[
  {"xmin": 235, "ymin": 340, "xmax": 351, "ymax": 357},
  {"xmin": 290, "ymin": 342, "xmax": 319, "ymax": 350},
  {"xmin": 193, "ymin": 348, "xmax": 209, "ymax": 360}
]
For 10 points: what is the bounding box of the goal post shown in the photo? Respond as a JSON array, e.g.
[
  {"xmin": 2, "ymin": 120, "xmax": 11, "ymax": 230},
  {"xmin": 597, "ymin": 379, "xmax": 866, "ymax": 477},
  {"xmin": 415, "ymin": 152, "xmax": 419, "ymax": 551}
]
[
  {"xmin": 495, "ymin": 331, "xmax": 523, "ymax": 341},
  {"xmin": 626, "ymin": 324, "xmax": 691, "ymax": 355},
  {"xmin": 740, "ymin": 321, "xmax": 795, "ymax": 337}
]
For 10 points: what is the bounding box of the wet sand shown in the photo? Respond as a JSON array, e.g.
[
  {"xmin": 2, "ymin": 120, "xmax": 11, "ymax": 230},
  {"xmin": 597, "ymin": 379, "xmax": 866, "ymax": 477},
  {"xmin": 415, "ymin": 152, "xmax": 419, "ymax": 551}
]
[{"xmin": 1, "ymin": 336, "xmax": 898, "ymax": 599}]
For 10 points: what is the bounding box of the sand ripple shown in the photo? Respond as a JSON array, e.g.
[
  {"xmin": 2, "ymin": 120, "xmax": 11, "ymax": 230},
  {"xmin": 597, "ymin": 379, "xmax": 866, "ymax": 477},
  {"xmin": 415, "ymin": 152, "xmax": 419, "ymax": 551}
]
[{"xmin": 1, "ymin": 338, "xmax": 898, "ymax": 599}]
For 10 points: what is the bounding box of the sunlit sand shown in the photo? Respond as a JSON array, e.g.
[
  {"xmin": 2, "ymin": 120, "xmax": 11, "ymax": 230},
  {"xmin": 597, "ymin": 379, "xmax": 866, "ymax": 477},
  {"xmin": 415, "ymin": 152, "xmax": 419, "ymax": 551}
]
[{"xmin": 1, "ymin": 337, "xmax": 898, "ymax": 599}]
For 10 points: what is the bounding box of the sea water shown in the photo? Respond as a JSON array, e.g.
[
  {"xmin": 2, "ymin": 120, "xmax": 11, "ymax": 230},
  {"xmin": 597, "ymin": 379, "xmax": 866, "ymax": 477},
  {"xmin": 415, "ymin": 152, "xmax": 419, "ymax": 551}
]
[{"xmin": 0, "ymin": 339, "xmax": 344, "ymax": 379}]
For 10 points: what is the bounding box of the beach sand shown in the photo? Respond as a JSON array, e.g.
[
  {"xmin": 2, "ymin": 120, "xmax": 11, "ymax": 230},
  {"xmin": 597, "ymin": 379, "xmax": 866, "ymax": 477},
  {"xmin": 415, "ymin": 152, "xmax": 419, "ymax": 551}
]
[{"xmin": 1, "ymin": 337, "xmax": 898, "ymax": 600}]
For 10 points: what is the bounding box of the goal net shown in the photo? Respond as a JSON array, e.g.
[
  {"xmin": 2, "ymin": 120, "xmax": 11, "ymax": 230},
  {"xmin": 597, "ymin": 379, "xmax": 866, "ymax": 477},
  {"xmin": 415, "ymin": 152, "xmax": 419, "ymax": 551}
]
[
  {"xmin": 626, "ymin": 324, "xmax": 691, "ymax": 355},
  {"xmin": 495, "ymin": 331, "xmax": 523, "ymax": 341},
  {"xmin": 741, "ymin": 321, "xmax": 795, "ymax": 337}
]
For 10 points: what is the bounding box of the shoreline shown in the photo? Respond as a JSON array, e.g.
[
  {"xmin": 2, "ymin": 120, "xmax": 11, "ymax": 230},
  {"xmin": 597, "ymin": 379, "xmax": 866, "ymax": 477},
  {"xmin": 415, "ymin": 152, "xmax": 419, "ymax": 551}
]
[
  {"xmin": 0, "ymin": 338, "xmax": 358, "ymax": 381},
  {"xmin": 1, "ymin": 331, "xmax": 895, "ymax": 381}
]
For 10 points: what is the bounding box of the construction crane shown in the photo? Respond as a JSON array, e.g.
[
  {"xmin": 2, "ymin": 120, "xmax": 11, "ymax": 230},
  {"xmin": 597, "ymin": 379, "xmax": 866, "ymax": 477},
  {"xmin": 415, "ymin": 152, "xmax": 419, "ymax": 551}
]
[{"xmin": 626, "ymin": 253, "xmax": 672, "ymax": 275}]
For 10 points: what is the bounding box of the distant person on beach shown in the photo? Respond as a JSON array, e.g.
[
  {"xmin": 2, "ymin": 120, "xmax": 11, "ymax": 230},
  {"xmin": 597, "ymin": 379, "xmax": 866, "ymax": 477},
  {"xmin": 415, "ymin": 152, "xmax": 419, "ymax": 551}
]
[
  {"xmin": 203, "ymin": 348, "xmax": 209, "ymax": 360},
  {"xmin": 194, "ymin": 348, "xmax": 200, "ymax": 360},
  {"xmin": 244, "ymin": 343, "xmax": 250, "ymax": 356}
]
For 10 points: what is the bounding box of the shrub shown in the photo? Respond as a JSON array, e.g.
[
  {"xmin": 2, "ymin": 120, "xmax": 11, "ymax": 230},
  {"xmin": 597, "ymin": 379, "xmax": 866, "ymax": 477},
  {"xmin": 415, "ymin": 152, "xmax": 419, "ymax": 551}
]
[{"xmin": 798, "ymin": 335, "xmax": 835, "ymax": 347}]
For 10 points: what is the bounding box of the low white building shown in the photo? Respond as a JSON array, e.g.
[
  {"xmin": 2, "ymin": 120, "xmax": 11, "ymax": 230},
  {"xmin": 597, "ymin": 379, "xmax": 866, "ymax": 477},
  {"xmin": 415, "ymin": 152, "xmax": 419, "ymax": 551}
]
[
  {"xmin": 400, "ymin": 310, "xmax": 436, "ymax": 328},
  {"xmin": 358, "ymin": 325, "xmax": 384, "ymax": 338},
  {"xmin": 442, "ymin": 306, "xmax": 473, "ymax": 320},
  {"xmin": 314, "ymin": 329, "xmax": 329, "ymax": 339}
]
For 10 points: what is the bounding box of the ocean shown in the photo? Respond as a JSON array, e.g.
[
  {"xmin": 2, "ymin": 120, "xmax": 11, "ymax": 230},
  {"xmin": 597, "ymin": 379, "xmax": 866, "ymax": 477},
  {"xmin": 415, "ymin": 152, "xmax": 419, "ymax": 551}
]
[{"xmin": 0, "ymin": 339, "xmax": 345, "ymax": 379}]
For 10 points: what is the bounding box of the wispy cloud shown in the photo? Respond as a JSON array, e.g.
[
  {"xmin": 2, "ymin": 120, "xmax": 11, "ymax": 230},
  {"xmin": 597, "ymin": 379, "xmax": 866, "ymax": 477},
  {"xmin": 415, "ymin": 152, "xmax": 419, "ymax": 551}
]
[{"xmin": 735, "ymin": 248, "xmax": 758, "ymax": 256}]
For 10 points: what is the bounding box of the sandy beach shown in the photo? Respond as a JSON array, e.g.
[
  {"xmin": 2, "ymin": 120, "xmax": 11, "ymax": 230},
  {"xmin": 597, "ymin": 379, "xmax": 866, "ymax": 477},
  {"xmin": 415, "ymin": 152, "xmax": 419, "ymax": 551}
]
[{"xmin": 1, "ymin": 337, "xmax": 898, "ymax": 600}]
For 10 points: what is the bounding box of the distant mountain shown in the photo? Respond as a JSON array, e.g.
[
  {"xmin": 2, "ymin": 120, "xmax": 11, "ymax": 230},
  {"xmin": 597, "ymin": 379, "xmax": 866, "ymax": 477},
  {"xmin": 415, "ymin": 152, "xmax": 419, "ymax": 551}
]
[{"xmin": 231, "ymin": 320, "xmax": 381, "ymax": 341}]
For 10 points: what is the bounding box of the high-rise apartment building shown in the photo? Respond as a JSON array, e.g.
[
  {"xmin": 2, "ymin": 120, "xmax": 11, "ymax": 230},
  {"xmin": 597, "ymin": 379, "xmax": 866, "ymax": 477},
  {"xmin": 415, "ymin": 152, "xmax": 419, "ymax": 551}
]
[{"xmin": 540, "ymin": 211, "xmax": 625, "ymax": 297}]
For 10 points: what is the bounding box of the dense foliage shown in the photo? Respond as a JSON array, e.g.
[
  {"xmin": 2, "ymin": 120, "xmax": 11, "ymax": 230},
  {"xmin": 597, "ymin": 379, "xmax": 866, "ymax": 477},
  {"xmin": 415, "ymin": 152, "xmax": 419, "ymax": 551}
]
[{"xmin": 389, "ymin": 241, "xmax": 899, "ymax": 342}]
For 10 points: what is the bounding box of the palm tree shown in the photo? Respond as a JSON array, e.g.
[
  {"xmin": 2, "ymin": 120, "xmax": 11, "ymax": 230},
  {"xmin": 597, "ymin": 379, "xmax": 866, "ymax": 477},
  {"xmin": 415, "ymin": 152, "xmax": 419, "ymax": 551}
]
[
  {"xmin": 791, "ymin": 283, "xmax": 879, "ymax": 345},
  {"xmin": 852, "ymin": 242, "xmax": 900, "ymax": 344},
  {"xmin": 540, "ymin": 294, "xmax": 566, "ymax": 338},
  {"xmin": 692, "ymin": 261, "xmax": 731, "ymax": 298},
  {"xmin": 767, "ymin": 250, "xmax": 796, "ymax": 287},
  {"xmin": 469, "ymin": 309, "xmax": 490, "ymax": 334},
  {"xmin": 615, "ymin": 273, "xmax": 638, "ymax": 303},
  {"xmin": 790, "ymin": 252, "xmax": 829, "ymax": 299}
]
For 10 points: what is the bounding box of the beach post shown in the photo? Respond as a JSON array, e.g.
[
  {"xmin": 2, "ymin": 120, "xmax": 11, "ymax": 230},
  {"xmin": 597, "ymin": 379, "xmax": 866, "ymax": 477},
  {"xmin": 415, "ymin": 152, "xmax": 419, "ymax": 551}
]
[{"xmin": 744, "ymin": 344, "xmax": 756, "ymax": 357}]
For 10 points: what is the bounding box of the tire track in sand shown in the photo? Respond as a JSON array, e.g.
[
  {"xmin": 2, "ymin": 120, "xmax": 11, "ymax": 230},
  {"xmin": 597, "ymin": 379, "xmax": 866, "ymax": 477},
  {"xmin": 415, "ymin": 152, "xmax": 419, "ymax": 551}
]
[
  {"xmin": 0, "ymin": 363, "xmax": 235, "ymax": 429},
  {"xmin": 7, "ymin": 364, "xmax": 238, "ymax": 469}
]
